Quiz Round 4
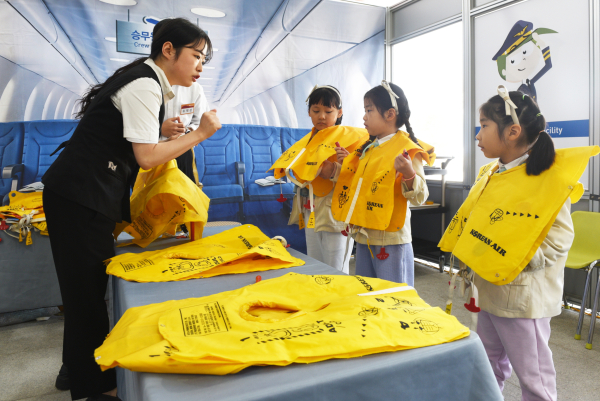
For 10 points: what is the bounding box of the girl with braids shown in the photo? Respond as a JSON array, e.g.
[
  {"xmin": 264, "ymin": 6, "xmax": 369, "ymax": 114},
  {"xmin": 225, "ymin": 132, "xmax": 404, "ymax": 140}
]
[
  {"xmin": 320, "ymin": 81, "xmax": 432, "ymax": 285},
  {"xmin": 439, "ymin": 86, "xmax": 599, "ymax": 401},
  {"xmin": 42, "ymin": 18, "xmax": 221, "ymax": 400}
]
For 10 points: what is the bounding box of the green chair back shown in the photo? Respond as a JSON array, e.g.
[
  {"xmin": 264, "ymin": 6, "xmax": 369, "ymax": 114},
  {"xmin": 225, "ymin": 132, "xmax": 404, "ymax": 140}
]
[{"xmin": 565, "ymin": 211, "xmax": 600, "ymax": 269}]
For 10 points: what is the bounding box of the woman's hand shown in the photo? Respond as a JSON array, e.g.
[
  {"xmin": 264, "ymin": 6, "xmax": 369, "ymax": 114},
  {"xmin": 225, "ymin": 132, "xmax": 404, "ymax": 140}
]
[
  {"xmin": 335, "ymin": 146, "xmax": 349, "ymax": 164},
  {"xmin": 394, "ymin": 149, "xmax": 415, "ymax": 179},
  {"xmin": 161, "ymin": 117, "xmax": 185, "ymax": 138},
  {"xmin": 319, "ymin": 160, "xmax": 335, "ymax": 179},
  {"xmin": 193, "ymin": 110, "xmax": 221, "ymax": 141}
]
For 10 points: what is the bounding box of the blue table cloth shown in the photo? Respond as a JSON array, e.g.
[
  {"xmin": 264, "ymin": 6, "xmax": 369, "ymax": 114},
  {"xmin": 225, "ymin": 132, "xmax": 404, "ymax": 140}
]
[{"xmin": 111, "ymin": 226, "xmax": 502, "ymax": 401}]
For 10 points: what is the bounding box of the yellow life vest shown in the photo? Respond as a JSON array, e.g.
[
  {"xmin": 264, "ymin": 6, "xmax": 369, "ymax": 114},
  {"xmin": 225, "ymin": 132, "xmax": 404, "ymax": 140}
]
[
  {"xmin": 0, "ymin": 191, "xmax": 43, "ymax": 213},
  {"xmin": 94, "ymin": 272, "xmax": 469, "ymax": 374},
  {"xmin": 0, "ymin": 191, "xmax": 47, "ymax": 244},
  {"xmin": 439, "ymin": 146, "xmax": 600, "ymax": 285},
  {"xmin": 113, "ymin": 160, "xmax": 209, "ymax": 247},
  {"xmin": 416, "ymin": 138, "xmax": 437, "ymax": 165},
  {"xmin": 269, "ymin": 126, "xmax": 369, "ymax": 198},
  {"xmin": 331, "ymin": 131, "xmax": 431, "ymax": 231},
  {"xmin": 106, "ymin": 224, "xmax": 305, "ymax": 282}
]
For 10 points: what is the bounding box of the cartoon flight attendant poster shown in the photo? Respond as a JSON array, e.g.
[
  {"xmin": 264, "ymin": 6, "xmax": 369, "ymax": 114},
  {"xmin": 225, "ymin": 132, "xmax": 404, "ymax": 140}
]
[
  {"xmin": 473, "ymin": 0, "xmax": 591, "ymax": 188},
  {"xmin": 492, "ymin": 20, "xmax": 557, "ymax": 103}
]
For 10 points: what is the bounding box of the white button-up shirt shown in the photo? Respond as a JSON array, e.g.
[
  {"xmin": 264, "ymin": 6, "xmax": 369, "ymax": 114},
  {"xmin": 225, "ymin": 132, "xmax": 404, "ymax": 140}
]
[{"xmin": 110, "ymin": 58, "xmax": 175, "ymax": 144}]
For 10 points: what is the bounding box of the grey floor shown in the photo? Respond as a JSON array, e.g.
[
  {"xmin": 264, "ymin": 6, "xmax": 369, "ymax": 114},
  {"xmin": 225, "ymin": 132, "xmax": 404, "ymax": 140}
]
[{"xmin": 1, "ymin": 260, "xmax": 599, "ymax": 401}]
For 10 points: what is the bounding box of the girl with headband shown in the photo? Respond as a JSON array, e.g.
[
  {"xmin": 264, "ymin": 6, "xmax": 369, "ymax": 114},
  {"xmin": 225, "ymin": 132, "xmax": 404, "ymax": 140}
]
[
  {"xmin": 439, "ymin": 86, "xmax": 599, "ymax": 400},
  {"xmin": 270, "ymin": 85, "xmax": 367, "ymax": 273},
  {"xmin": 320, "ymin": 81, "xmax": 433, "ymax": 285}
]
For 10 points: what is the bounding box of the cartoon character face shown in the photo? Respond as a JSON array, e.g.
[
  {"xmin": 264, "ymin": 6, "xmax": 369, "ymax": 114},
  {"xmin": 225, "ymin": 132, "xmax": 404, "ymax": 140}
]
[
  {"xmin": 338, "ymin": 187, "xmax": 349, "ymax": 208},
  {"xmin": 503, "ymin": 41, "xmax": 543, "ymax": 83}
]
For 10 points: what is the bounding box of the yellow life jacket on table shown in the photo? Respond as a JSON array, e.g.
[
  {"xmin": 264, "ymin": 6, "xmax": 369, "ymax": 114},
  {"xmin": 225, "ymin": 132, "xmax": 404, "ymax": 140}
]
[
  {"xmin": 94, "ymin": 272, "xmax": 469, "ymax": 375},
  {"xmin": 113, "ymin": 160, "xmax": 209, "ymax": 247},
  {"xmin": 0, "ymin": 191, "xmax": 47, "ymax": 244},
  {"xmin": 331, "ymin": 131, "xmax": 431, "ymax": 232},
  {"xmin": 106, "ymin": 224, "xmax": 305, "ymax": 282},
  {"xmin": 439, "ymin": 146, "xmax": 600, "ymax": 285}
]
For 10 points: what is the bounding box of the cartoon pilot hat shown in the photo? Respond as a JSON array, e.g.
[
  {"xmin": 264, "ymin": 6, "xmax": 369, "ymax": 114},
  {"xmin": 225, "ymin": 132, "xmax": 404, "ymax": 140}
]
[{"xmin": 492, "ymin": 20, "xmax": 557, "ymax": 61}]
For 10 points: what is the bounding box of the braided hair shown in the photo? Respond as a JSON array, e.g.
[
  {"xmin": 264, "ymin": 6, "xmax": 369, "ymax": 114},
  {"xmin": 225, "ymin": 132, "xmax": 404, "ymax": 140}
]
[
  {"xmin": 480, "ymin": 91, "xmax": 554, "ymax": 175},
  {"xmin": 363, "ymin": 82, "xmax": 418, "ymax": 145}
]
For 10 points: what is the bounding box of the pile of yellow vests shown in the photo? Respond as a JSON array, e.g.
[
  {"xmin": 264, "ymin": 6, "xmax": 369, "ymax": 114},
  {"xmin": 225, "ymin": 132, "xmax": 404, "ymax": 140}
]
[
  {"xmin": 106, "ymin": 224, "xmax": 305, "ymax": 282},
  {"xmin": 95, "ymin": 273, "xmax": 469, "ymax": 375},
  {"xmin": 0, "ymin": 191, "xmax": 47, "ymax": 245}
]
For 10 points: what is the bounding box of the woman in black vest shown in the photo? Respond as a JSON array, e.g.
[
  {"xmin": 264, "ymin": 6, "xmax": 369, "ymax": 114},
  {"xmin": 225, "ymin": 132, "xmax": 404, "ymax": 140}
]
[{"xmin": 42, "ymin": 18, "xmax": 220, "ymax": 401}]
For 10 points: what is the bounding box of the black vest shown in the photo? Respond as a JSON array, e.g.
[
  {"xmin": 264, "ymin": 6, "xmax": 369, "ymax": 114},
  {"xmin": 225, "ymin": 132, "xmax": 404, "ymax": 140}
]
[{"xmin": 42, "ymin": 63, "xmax": 165, "ymax": 223}]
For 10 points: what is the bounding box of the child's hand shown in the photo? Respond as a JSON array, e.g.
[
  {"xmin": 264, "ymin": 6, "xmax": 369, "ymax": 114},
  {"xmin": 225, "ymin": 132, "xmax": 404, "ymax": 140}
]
[
  {"xmin": 394, "ymin": 149, "xmax": 415, "ymax": 178},
  {"xmin": 335, "ymin": 143, "xmax": 349, "ymax": 164},
  {"xmin": 319, "ymin": 160, "xmax": 335, "ymax": 179}
]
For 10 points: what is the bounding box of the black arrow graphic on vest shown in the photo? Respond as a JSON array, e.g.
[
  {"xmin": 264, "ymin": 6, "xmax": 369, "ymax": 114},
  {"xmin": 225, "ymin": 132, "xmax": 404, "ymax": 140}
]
[
  {"xmin": 506, "ymin": 211, "xmax": 510, "ymax": 215},
  {"xmin": 513, "ymin": 212, "xmax": 517, "ymax": 216},
  {"xmin": 528, "ymin": 213, "xmax": 531, "ymax": 217},
  {"xmin": 520, "ymin": 213, "xmax": 524, "ymax": 216},
  {"xmin": 535, "ymin": 215, "xmax": 539, "ymax": 219},
  {"xmin": 362, "ymin": 335, "xmax": 366, "ymax": 337}
]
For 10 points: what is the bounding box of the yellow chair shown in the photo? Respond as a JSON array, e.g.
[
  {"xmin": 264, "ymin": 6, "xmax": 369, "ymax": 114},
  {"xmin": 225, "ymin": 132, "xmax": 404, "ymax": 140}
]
[{"xmin": 565, "ymin": 211, "xmax": 600, "ymax": 349}]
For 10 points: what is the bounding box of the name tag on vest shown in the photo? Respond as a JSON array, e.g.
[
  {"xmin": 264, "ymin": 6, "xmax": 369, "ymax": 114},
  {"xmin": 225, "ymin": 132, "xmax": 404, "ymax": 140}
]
[{"xmin": 180, "ymin": 103, "xmax": 194, "ymax": 115}]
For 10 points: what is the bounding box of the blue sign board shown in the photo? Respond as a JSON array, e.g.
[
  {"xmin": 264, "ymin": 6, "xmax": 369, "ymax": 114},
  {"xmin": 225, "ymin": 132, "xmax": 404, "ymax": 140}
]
[{"xmin": 116, "ymin": 20, "xmax": 153, "ymax": 55}]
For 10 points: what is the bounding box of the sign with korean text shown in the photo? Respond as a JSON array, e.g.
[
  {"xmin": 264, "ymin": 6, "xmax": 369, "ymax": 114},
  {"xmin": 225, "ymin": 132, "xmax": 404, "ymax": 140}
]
[{"xmin": 116, "ymin": 20, "xmax": 153, "ymax": 55}]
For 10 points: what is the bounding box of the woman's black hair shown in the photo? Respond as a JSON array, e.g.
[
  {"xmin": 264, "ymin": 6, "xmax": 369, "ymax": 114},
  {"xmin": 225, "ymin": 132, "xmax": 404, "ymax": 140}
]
[
  {"xmin": 364, "ymin": 82, "xmax": 418, "ymax": 145},
  {"xmin": 76, "ymin": 18, "xmax": 212, "ymax": 118},
  {"xmin": 480, "ymin": 91, "xmax": 554, "ymax": 175},
  {"xmin": 307, "ymin": 86, "xmax": 343, "ymax": 125}
]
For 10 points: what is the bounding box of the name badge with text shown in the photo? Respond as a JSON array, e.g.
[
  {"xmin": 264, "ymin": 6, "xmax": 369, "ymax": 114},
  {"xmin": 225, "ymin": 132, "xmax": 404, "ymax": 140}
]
[{"xmin": 180, "ymin": 103, "xmax": 195, "ymax": 115}]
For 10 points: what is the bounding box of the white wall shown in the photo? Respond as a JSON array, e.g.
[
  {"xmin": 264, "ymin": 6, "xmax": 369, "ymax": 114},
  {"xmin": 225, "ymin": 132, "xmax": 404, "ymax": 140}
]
[{"xmin": 0, "ymin": 56, "xmax": 80, "ymax": 122}]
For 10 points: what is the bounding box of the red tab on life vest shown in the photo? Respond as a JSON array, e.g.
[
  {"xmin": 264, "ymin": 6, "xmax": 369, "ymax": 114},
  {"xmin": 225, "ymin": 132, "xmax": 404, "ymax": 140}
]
[
  {"xmin": 376, "ymin": 247, "xmax": 389, "ymax": 260},
  {"xmin": 464, "ymin": 298, "xmax": 481, "ymax": 313}
]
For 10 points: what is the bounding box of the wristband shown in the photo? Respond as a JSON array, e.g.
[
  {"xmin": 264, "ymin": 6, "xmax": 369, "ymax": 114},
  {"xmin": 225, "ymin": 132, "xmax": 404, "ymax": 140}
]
[{"xmin": 402, "ymin": 172, "xmax": 416, "ymax": 182}]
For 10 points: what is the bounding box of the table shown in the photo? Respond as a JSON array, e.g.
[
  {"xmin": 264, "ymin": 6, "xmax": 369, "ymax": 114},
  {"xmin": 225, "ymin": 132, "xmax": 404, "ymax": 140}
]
[{"xmin": 111, "ymin": 226, "xmax": 502, "ymax": 401}]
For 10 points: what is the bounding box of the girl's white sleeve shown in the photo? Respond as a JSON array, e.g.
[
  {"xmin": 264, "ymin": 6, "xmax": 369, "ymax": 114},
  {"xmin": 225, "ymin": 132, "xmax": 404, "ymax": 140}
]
[
  {"xmin": 526, "ymin": 198, "xmax": 574, "ymax": 271},
  {"xmin": 401, "ymin": 153, "xmax": 429, "ymax": 206}
]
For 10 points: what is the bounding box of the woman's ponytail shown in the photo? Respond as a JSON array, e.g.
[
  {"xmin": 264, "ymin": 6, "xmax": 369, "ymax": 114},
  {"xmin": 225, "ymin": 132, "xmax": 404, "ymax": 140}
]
[
  {"xmin": 75, "ymin": 57, "xmax": 148, "ymax": 118},
  {"xmin": 526, "ymin": 130, "xmax": 555, "ymax": 175}
]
